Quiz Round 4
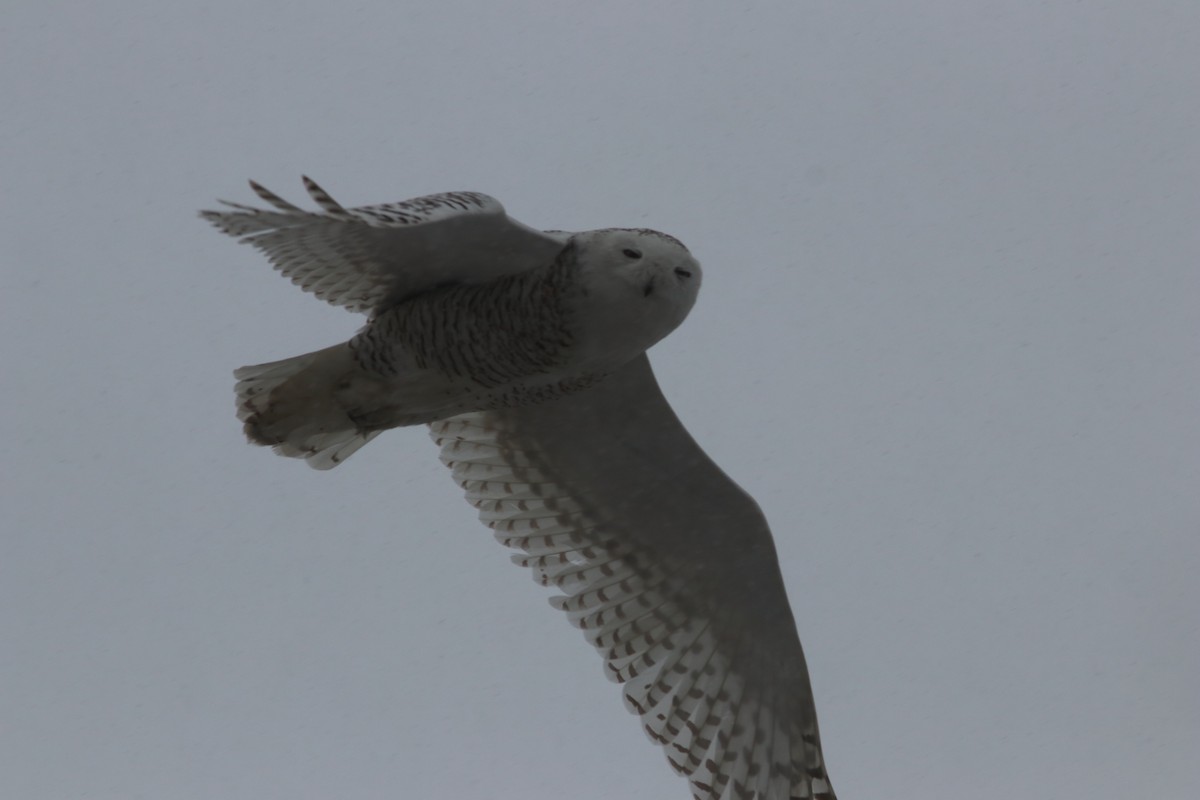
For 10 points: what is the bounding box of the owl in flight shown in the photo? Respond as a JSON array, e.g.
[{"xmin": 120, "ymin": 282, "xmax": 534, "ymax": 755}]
[{"xmin": 202, "ymin": 178, "xmax": 836, "ymax": 800}]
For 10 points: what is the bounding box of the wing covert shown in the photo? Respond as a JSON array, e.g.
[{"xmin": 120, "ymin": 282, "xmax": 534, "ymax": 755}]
[
  {"xmin": 430, "ymin": 355, "xmax": 835, "ymax": 800},
  {"xmin": 201, "ymin": 177, "xmax": 568, "ymax": 313}
]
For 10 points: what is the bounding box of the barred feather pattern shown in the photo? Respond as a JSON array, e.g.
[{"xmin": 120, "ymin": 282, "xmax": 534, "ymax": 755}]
[
  {"xmin": 429, "ymin": 398, "xmax": 835, "ymax": 800},
  {"xmin": 354, "ymin": 244, "xmax": 577, "ymax": 386},
  {"xmin": 200, "ymin": 177, "xmax": 564, "ymax": 314}
]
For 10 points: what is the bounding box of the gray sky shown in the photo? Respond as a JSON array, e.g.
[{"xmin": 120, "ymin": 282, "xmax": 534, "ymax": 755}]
[{"xmin": 3, "ymin": 1, "xmax": 1197, "ymax": 798}]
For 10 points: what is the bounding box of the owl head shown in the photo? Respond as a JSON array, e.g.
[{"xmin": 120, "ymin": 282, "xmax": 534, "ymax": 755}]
[{"xmin": 567, "ymin": 227, "xmax": 702, "ymax": 367}]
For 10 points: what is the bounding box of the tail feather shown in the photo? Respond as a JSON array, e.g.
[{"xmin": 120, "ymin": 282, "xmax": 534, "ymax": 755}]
[{"xmin": 234, "ymin": 344, "xmax": 377, "ymax": 469}]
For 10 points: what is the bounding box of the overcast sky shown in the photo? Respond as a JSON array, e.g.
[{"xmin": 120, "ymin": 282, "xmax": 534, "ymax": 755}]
[{"xmin": 2, "ymin": 2, "xmax": 1197, "ymax": 798}]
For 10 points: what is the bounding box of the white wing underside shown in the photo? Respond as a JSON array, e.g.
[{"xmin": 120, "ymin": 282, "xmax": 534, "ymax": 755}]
[
  {"xmin": 430, "ymin": 355, "xmax": 835, "ymax": 800},
  {"xmin": 201, "ymin": 177, "xmax": 568, "ymax": 314}
]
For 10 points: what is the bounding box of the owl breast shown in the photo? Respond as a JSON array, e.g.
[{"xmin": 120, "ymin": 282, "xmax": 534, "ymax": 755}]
[{"xmin": 346, "ymin": 247, "xmax": 589, "ymax": 407}]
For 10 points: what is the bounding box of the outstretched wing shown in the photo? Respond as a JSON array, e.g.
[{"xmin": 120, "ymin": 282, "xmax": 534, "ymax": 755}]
[
  {"xmin": 201, "ymin": 177, "xmax": 568, "ymax": 314},
  {"xmin": 430, "ymin": 355, "xmax": 836, "ymax": 800}
]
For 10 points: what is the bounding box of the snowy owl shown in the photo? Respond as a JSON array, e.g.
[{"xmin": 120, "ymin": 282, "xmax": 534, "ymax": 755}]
[{"xmin": 202, "ymin": 178, "xmax": 836, "ymax": 800}]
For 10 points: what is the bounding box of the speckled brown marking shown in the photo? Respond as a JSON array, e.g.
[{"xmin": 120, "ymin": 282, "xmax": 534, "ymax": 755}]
[
  {"xmin": 353, "ymin": 190, "xmax": 490, "ymax": 225},
  {"xmin": 351, "ymin": 242, "xmax": 577, "ymax": 385}
]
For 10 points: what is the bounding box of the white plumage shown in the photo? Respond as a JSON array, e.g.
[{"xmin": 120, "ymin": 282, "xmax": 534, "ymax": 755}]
[{"xmin": 203, "ymin": 178, "xmax": 835, "ymax": 799}]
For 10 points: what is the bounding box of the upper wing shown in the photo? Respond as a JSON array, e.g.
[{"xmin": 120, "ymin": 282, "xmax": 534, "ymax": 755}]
[
  {"xmin": 200, "ymin": 177, "xmax": 568, "ymax": 314},
  {"xmin": 429, "ymin": 355, "xmax": 836, "ymax": 800}
]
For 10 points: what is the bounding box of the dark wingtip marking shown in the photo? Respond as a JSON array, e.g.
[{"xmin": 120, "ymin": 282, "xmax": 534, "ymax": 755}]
[
  {"xmin": 248, "ymin": 180, "xmax": 305, "ymax": 212},
  {"xmin": 301, "ymin": 175, "xmax": 349, "ymax": 215}
]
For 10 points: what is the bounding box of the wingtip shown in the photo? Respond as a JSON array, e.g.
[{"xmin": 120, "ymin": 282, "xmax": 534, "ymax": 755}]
[
  {"xmin": 247, "ymin": 179, "xmax": 305, "ymax": 212},
  {"xmin": 301, "ymin": 175, "xmax": 350, "ymax": 215},
  {"xmin": 246, "ymin": 178, "xmax": 267, "ymax": 198},
  {"xmin": 198, "ymin": 205, "xmax": 240, "ymax": 228}
]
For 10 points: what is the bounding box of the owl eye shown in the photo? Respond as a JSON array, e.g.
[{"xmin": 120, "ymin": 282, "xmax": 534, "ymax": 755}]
[{"xmin": 622, "ymin": 248, "xmax": 643, "ymax": 260}]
